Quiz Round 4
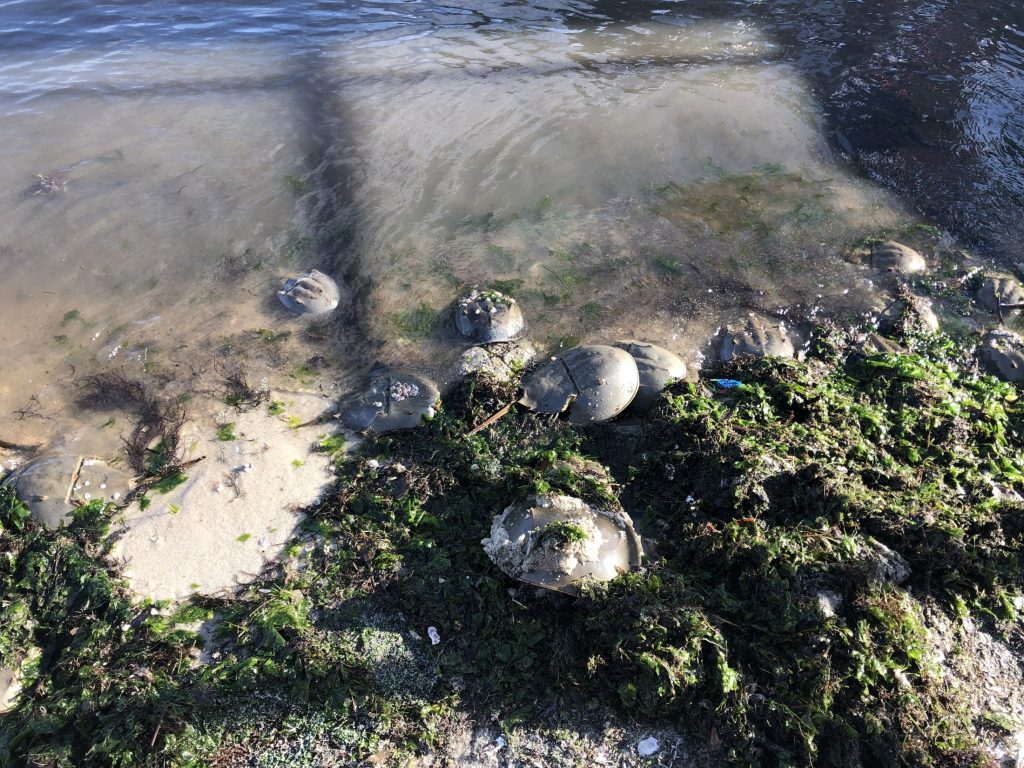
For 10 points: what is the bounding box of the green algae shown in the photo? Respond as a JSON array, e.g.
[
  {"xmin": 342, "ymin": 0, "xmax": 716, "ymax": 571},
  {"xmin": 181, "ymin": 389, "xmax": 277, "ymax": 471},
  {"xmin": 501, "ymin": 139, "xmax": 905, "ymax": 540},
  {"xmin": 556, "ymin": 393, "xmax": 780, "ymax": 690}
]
[{"xmin": 1, "ymin": 325, "xmax": 1022, "ymax": 767}]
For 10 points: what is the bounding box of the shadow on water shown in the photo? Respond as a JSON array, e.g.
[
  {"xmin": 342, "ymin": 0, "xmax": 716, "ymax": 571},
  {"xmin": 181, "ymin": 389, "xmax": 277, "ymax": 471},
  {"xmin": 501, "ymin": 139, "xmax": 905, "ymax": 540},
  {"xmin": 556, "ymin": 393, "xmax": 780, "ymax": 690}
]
[{"xmin": 4, "ymin": 1, "xmax": 1022, "ymax": 260}]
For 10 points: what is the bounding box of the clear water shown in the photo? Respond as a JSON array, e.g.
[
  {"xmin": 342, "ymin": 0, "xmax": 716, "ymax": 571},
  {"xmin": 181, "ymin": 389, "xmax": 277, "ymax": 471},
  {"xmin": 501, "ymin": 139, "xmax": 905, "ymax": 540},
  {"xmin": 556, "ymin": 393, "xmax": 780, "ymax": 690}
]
[{"xmin": 0, "ymin": 0, "xmax": 1021, "ymax": 446}]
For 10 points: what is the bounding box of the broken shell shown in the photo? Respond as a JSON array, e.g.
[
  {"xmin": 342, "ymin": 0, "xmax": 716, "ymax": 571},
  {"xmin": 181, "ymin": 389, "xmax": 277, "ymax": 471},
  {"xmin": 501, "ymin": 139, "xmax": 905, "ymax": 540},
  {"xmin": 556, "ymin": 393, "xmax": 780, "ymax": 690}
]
[
  {"xmin": 2, "ymin": 454, "xmax": 133, "ymax": 528},
  {"xmin": 977, "ymin": 329, "xmax": 1024, "ymax": 383},
  {"xmin": 976, "ymin": 274, "xmax": 1024, "ymax": 318},
  {"xmin": 481, "ymin": 494, "xmax": 641, "ymax": 595},
  {"xmin": 339, "ymin": 366, "xmax": 440, "ymax": 433},
  {"xmin": 277, "ymin": 269, "xmax": 341, "ymax": 316},
  {"xmin": 719, "ymin": 319, "xmax": 795, "ymax": 363},
  {"xmin": 613, "ymin": 341, "xmax": 687, "ymax": 410},
  {"xmin": 870, "ymin": 241, "xmax": 927, "ymax": 275},
  {"xmin": 454, "ymin": 289, "xmax": 526, "ymax": 343},
  {"xmin": 519, "ymin": 344, "xmax": 639, "ymax": 424}
]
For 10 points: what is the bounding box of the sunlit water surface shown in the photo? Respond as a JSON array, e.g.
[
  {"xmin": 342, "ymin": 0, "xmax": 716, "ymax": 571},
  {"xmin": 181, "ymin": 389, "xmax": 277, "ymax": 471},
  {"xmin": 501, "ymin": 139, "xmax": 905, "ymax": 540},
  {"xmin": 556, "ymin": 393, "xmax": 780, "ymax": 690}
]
[{"xmin": 0, "ymin": 0, "xmax": 1021, "ymax": 446}]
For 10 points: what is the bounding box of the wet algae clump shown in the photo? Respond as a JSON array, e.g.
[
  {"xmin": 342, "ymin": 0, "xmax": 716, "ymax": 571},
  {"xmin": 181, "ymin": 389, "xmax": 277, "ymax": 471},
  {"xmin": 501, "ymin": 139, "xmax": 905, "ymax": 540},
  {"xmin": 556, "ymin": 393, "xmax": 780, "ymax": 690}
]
[{"xmin": 2, "ymin": 329, "xmax": 1024, "ymax": 766}]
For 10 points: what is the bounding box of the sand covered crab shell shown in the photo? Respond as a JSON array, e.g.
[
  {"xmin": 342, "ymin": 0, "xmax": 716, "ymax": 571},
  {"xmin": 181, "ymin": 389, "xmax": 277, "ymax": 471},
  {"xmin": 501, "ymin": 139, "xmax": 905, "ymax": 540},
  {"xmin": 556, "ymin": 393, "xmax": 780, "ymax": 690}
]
[
  {"xmin": 338, "ymin": 366, "xmax": 440, "ymax": 433},
  {"xmin": 277, "ymin": 269, "xmax": 341, "ymax": 316},
  {"xmin": 719, "ymin": 319, "xmax": 795, "ymax": 363},
  {"xmin": 613, "ymin": 341, "xmax": 687, "ymax": 410},
  {"xmin": 977, "ymin": 329, "xmax": 1024, "ymax": 383},
  {"xmin": 455, "ymin": 340, "xmax": 537, "ymax": 383},
  {"xmin": 2, "ymin": 454, "xmax": 132, "ymax": 529},
  {"xmin": 870, "ymin": 241, "xmax": 927, "ymax": 275},
  {"xmin": 519, "ymin": 344, "xmax": 639, "ymax": 424},
  {"xmin": 481, "ymin": 494, "xmax": 642, "ymax": 595},
  {"xmin": 454, "ymin": 288, "xmax": 526, "ymax": 343},
  {"xmin": 976, "ymin": 274, "xmax": 1024, "ymax": 318},
  {"xmin": 857, "ymin": 332, "xmax": 906, "ymax": 356},
  {"xmin": 876, "ymin": 294, "xmax": 940, "ymax": 334}
]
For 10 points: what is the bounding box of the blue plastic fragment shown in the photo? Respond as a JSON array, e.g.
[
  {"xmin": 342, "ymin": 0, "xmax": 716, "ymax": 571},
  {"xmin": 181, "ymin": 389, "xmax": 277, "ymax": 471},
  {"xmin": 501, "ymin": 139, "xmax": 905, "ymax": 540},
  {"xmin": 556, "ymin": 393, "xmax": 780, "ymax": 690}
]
[{"xmin": 711, "ymin": 378, "xmax": 743, "ymax": 389}]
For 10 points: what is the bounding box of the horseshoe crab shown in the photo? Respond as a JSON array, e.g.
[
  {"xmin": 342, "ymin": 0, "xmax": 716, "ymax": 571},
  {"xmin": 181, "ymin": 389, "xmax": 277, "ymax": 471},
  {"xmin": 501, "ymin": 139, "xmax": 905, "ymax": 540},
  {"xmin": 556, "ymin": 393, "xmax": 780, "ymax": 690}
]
[
  {"xmin": 481, "ymin": 494, "xmax": 642, "ymax": 595},
  {"xmin": 22, "ymin": 160, "xmax": 89, "ymax": 197},
  {"xmin": 454, "ymin": 288, "xmax": 526, "ymax": 343},
  {"xmin": 877, "ymin": 293, "xmax": 940, "ymax": 334},
  {"xmin": 338, "ymin": 366, "xmax": 440, "ymax": 433},
  {"xmin": 277, "ymin": 269, "xmax": 341, "ymax": 316},
  {"xmin": 871, "ymin": 241, "xmax": 927, "ymax": 275},
  {"xmin": 614, "ymin": 341, "xmax": 687, "ymax": 410},
  {"xmin": 719, "ymin": 318, "xmax": 795, "ymax": 362},
  {"xmin": 858, "ymin": 332, "xmax": 906, "ymax": 356},
  {"xmin": 976, "ymin": 274, "xmax": 1024, "ymax": 319},
  {"xmin": 2, "ymin": 454, "xmax": 132, "ymax": 528},
  {"xmin": 519, "ymin": 344, "xmax": 639, "ymax": 424},
  {"xmin": 977, "ymin": 329, "xmax": 1024, "ymax": 383},
  {"xmin": 455, "ymin": 340, "xmax": 537, "ymax": 383}
]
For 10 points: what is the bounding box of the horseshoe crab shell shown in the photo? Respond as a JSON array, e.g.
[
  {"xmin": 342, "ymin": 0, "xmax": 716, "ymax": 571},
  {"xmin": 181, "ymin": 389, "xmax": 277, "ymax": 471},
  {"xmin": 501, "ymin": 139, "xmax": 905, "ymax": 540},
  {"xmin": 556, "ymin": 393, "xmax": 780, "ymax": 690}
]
[
  {"xmin": 2, "ymin": 454, "xmax": 132, "ymax": 528},
  {"xmin": 877, "ymin": 294, "xmax": 940, "ymax": 334},
  {"xmin": 277, "ymin": 269, "xmax": 341, "ymax": 316},
  {"xmin": 976, "ymin": 274, "xmax": 1024, "ymax": 318},
  {"xmin": 338, "ymin": 367, "xmax": 440, "ymax": 433},
  {"xmin": 719, "ymin": 319, "xmax": 795, "ymax": 363},
  {"xmin": 481, "ymin": 494, "xmax": 642, "ymax": 595},
  {"xmin": 871, "ymin": 241, "xmax": 927, "ymax": 275},
  {"xmin": 614, "ymin": 341, "xmax": 687, "ymax": 410},
  {"xmin": 454, "ymin": 289, "xmax": 526, "ymax": 343},
  {"xmin": 977, "ymin": 330, "xmax": 1024, "ymax": 383},
  {"xmin": 858, "ymin": 332, "xmax": 906, "ymax": 356},
  {"xmin": 519, "ymin": 344, "xmax": 639, "ymax": 424}
]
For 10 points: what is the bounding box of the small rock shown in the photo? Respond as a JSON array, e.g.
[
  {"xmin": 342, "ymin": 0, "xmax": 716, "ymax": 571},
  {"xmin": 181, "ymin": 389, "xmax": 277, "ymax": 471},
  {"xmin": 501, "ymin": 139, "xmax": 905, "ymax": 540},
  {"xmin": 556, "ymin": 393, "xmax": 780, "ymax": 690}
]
[
  {"xmin": 864, "ymin": 539, "xmax": 911, "ymax": 585},
  {"xmin": 427, "ymin": 626, "xmax": 441, "ymax": 645}
]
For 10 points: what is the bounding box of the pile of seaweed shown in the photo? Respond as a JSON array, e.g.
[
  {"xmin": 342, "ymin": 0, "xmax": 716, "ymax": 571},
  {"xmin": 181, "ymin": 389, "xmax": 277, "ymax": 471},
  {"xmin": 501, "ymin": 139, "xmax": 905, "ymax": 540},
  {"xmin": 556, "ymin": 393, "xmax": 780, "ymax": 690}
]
[{"xmin": 1, "ymin": 324, "xmax": 1023, "ymax": 767}]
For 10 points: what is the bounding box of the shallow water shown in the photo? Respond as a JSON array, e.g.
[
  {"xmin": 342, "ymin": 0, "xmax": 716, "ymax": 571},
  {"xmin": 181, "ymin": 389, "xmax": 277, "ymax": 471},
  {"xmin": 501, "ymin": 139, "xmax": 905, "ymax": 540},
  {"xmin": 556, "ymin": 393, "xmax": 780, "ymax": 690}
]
[{"xmin": 0, "ymin": 0, "xmax": 1020, "ymax": 445}]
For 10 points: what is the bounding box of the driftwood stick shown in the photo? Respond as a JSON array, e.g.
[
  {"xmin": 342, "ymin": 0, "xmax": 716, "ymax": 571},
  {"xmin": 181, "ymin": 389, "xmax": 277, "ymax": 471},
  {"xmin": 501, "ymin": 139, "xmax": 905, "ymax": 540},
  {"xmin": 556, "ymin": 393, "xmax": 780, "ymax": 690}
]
[{"xmin": 468, "ymin": 402, "xmax": 513, "ymax": 436}]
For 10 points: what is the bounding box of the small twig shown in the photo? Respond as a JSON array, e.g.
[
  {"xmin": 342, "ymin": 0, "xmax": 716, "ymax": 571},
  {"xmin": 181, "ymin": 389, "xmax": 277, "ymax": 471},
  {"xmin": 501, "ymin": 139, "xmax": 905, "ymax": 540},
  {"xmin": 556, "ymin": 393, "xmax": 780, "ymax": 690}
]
[
  {"xmin": 150, "ymin": 711, "xmax": 164, "ymax": 748},
  {"xmin": 64, "ymin": 456, "xmax": 85, "ymax": 506},
  {"xmin": 296, "ymin": 411, "xmax": 338, "ymax": 429},
  {"xmin": 468, "ymin": 402, "xmax": 513, "ymax": 435}
]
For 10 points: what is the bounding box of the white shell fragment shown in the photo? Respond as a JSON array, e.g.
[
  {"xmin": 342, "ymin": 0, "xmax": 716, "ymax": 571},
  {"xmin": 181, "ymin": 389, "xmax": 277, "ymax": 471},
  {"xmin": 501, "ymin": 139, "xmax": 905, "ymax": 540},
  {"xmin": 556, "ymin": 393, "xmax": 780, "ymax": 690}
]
[
  {"xmin": 637, "ymin": 737, "xmax": 660, "ymax": 757},
  {"xmin": 339, "ymin": 365, "xmax": 440, "ymax": 433},
  {"xmin": 614, "ymin": 340, "xmax": 687, "ymax": 410},
  {"xmin": 870, "ymin": 241, "xmax": 927, "ymax": 275},
  {"xmin": 719, "ymin": 318, "xmax": 796, "ymax": 362},
  {"xmin": 455, "ymin": 288, "xmax": 526, "ymax": 343},
  {"xmin": 277, "ymin": 269, "xmax": 341, "ymax": 316},
  {"xmin": 519, "ymin": 344, "xmax": 639, "ymax": 424},
  {"xmin": 482, "ymin": 494, "xmax": 642, "ymax": 595}
]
